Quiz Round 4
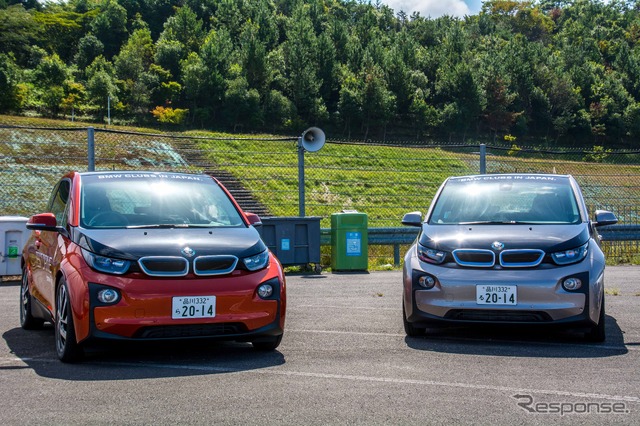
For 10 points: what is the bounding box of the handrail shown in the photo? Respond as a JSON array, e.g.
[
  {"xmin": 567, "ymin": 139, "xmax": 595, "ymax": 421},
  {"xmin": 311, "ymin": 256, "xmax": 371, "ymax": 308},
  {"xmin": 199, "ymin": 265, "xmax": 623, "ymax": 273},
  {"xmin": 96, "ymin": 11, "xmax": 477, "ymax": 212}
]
[{"xmin": 320, "ymin": 225, "xmax": 640, "ymax": 265}]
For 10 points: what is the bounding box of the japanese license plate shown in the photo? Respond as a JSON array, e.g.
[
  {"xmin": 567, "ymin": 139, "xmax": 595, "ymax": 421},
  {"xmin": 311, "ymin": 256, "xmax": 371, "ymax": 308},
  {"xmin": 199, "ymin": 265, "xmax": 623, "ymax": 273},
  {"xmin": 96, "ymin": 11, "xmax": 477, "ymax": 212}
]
[
  {"xmin": 476, "ymin": 285, "xmax": 517, "ymax": 305},
  {"xmin": 172, "ymin": 296, "xmax": 216, "ymax": 319}
]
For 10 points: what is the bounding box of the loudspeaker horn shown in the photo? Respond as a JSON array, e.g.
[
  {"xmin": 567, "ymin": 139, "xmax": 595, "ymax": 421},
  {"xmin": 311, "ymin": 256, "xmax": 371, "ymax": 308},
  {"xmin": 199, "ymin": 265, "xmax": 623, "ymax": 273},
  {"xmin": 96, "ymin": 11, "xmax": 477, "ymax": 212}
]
[{"xmin": 300, "ymin": 127, "xmax": 325, "ymax": 152}]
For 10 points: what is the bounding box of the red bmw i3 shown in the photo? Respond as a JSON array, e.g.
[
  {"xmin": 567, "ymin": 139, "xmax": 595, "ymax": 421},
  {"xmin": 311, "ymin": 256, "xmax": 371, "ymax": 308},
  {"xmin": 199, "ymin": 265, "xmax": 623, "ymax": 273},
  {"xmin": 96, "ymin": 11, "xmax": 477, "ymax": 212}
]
[{"xmin": 20, "ymin": 171, "xmax": 285, "ymax": 362}]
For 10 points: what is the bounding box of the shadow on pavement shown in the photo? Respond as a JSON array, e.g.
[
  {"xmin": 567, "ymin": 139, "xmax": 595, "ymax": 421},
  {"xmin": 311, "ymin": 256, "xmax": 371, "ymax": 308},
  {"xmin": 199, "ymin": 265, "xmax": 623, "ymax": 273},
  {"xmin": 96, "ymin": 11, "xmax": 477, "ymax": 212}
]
[
  {"xmin": 404, "ymin": 314, "xmax": 628, "ymax": 358},
  {"xmin": 3, "ymin": 325, "xmax": 286, "ymax": 380}
]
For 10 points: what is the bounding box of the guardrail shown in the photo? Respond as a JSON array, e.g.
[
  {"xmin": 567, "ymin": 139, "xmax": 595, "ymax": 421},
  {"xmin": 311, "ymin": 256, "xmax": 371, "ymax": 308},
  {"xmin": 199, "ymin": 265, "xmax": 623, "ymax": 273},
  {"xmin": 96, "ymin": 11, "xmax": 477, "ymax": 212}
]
[{"xmin": 320, "ymin": 225, "xmax": 640, "ymax": 266}]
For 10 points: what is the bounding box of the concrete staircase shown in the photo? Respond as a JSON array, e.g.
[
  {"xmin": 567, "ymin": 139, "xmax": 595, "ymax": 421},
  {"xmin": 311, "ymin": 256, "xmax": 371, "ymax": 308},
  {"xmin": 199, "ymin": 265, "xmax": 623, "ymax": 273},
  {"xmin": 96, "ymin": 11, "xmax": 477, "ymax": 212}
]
[
  {"xmin": 204, "ymin": 169, "xmax": 271, "ymax": 217},
  {"xmin": 173, "ymin": 143, "xmax": 271, "ymax": 218}
]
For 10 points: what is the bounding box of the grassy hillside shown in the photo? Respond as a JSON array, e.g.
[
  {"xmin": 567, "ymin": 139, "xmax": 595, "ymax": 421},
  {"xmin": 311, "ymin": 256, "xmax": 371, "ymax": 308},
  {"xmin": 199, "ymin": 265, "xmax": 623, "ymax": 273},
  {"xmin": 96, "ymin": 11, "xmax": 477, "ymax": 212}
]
[{"xmin": 2, "ymin": 115, "xmax": 639, "ymax": 265}]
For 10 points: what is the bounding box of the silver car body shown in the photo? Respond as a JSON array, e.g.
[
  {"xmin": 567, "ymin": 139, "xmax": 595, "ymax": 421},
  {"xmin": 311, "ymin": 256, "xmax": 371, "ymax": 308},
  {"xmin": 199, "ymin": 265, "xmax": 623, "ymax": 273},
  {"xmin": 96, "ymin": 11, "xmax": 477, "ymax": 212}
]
[{"xmin": 402, "ymin": 174, "xmax": 617, "ymax": 340}]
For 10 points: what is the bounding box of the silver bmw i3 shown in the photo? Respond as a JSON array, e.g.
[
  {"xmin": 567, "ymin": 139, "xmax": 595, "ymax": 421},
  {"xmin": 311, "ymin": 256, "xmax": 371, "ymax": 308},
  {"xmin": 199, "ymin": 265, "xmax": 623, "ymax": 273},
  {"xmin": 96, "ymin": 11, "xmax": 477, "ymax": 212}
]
[{"xmin": 401, "ymin": 174, "xmax": 618, "ymax": 342}]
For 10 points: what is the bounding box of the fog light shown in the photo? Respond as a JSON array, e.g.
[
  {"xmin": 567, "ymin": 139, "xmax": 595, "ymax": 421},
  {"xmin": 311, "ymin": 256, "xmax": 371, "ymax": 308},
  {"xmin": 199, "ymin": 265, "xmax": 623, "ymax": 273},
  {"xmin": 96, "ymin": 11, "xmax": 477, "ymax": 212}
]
[
  {"xmin": 257, "ymin": 284, "xmax": 274, "ymax": 298},
  {"xmin": 562, "ymin": 277, "xmax": 582, "ymax": 291},
  {"xmin": 418, "ymin": 275, "xmax": 436, "ymax": 289},
  {"xmin": 97, "ymin": 288, "xmax": 120, "ymax": 304}
]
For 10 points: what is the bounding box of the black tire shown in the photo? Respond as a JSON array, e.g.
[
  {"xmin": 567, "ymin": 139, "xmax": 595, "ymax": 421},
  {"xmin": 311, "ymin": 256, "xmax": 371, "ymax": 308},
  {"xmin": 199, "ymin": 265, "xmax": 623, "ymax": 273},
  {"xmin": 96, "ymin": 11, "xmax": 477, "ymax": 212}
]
[
  {"xmin": 252, "ymin": 334, "xmax": 283, "ymax": 351},
  {"xmin": 55, "ymin": 278, "xmax": 84, "ymax": 362},
  {"xmin": 20, "ymin": 268, "xmax": 44, "ymax": 330},
  {"xmin": 403, "ymin": 300, "xmax": 424, "ymax": 337},
  {"xmin": 585, "ymin": 294, "xmax": 606, "ymax": 343}
]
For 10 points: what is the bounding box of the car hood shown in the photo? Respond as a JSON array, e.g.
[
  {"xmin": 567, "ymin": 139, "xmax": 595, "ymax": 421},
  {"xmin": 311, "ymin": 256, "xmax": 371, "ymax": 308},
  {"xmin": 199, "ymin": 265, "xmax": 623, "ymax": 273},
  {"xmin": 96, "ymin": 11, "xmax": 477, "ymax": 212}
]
[
  {"xmin": 75, "ymin": 227, "xmax": 266, "ymax": 260},
  {"xmin": 418, "ymin": 223, "xmax": 591, "ymax": 253}
]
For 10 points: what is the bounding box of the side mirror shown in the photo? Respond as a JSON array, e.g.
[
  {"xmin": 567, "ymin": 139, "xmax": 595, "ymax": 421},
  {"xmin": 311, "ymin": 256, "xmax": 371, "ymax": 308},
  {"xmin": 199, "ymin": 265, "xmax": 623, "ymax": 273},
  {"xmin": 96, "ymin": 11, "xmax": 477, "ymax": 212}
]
[
  {"xmin": 26, "ymin": 213, "xmax": 60, "ymax": 232},
  {"xmin": 245, "ymin": 212, "xmax": 262, "ymax": 226},
  {"xmin": 593, "ymin": 210, "xmax": 618, "ymax": 227},
  {"xmin": 402, "ymin": 211, "xmax": 423, "ymax": 227}
]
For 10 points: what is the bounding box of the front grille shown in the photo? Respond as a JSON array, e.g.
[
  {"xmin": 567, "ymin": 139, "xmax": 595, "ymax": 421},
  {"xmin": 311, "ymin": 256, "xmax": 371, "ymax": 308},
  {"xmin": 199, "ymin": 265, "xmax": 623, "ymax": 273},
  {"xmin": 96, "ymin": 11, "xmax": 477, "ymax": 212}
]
[
  {"xmin": 138, "ymin": 256, "xmax": 189, "ymax": 277},
  {"xmin": 194, "ymin": 255, "xmax": 238, "ymax": 276},
  {"xmin": 445, "ymin": 309, "xmax": 552, "ymax": 322},
  {"xmin": 452, "ymin": 249, "xmax": 495, "ymax": 267},
  {"xmin": 136, "ymin": 323, "xmax": 247, "ymax": 339},
  {"xmin": 451, "ymin": 248, "xmax": 548, "ymax": 269},
  {"xmin": 499, "ymin": 249, "xmax": 545, "ymax": 267}
]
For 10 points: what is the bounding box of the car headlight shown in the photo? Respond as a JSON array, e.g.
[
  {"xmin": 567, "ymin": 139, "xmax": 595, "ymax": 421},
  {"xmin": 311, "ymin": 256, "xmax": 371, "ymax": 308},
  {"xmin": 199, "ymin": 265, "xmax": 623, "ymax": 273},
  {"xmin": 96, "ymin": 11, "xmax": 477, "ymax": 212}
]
[
  {"xmin": 551, "ymin": 242, "xmax": 589, "ymax": 265},
  {"xmin": 417, "ymin": 243, "xmax": 447, "ymax": 264},
  {"xmin": 81, "ymin": 248, "xmax": 131, "ymax": 275},
  {"xmin": 243, "ymin": 250, "xmax": 270, "ymax": 271}
]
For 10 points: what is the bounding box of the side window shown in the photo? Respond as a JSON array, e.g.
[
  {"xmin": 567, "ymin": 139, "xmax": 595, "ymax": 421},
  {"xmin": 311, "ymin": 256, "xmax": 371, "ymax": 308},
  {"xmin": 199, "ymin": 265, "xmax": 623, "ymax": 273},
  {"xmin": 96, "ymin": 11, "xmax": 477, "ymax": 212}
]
[{"xmin": 49, "ymin": 180, "xmax": 71, "ymax": 226}]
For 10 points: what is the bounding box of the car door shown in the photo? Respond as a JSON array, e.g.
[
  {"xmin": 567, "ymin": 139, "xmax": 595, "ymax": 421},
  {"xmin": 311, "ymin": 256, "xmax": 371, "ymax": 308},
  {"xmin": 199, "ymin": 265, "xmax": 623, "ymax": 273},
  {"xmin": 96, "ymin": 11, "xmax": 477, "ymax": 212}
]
[{"xmin": 29, "ymin": 179, "xmax": 71, "ymax": 312}]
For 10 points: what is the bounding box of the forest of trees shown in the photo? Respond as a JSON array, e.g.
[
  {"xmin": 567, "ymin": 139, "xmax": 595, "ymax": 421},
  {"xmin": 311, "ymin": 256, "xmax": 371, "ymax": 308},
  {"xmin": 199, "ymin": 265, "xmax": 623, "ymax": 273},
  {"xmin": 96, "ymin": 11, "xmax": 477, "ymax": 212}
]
[{"xmin": 2, "ymin": 0, "xmax": 640, "ymax": 146}]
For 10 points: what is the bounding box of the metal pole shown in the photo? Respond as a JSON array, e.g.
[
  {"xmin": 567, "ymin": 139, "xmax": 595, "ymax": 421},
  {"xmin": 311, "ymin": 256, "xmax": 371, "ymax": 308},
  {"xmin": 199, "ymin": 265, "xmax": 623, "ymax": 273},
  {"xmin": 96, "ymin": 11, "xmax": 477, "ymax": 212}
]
[
  {"xmin": 107, "ymin": 96, "xmax": 111, "ymax": 125},
  {"xmin": 479, "ymin": 143, "xmax": 486, "ymax": 174},
  {"xmin": 87, "ymin": 127, "xmax": 95, "ymax": 171},
  {"xmin": 298, "ymin": 137, "xmax": 305, "ymax": 217}
]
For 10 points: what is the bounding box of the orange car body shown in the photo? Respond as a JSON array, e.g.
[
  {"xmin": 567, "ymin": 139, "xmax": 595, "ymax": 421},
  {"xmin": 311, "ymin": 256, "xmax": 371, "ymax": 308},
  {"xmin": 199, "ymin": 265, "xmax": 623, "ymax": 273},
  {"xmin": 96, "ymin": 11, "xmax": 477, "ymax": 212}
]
[{"xmin": 21, "ymin": 171, "xmax": 285, "ymax": 361}]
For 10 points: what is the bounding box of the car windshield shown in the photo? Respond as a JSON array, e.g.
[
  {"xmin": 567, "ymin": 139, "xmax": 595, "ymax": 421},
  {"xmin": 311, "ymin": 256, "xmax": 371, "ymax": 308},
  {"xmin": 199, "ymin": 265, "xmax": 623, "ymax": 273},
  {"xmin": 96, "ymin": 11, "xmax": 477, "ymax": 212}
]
[
  {"xmin": 428, "ymin": 175, "xmax": 581, "ymax": 225},
  {"xmin": 80, "ymin": 173, "xmax": 245, "ymax": 229}
]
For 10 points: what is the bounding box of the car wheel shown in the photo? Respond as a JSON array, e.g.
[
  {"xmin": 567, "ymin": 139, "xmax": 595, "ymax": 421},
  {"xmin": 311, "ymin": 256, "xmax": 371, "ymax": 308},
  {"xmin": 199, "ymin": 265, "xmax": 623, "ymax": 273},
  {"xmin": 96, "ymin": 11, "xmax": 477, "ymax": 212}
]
[
  {"xmin": 20, "ymin": 268, "xmax": 44, "ymax": 330},
  {"xmin": 55, "ymin": 278, "xmax": 83, "ymax": 362},
  {"xmin": 252, "ymin": 334, "xmax": 283, "ymax": 351},
  {"xmin": 403, "ymin": 300, "xmax": 424, "ymax": 337},
  {"xmin": 585, "ymin": 294, "xmax": 606, "ymax": 343}
]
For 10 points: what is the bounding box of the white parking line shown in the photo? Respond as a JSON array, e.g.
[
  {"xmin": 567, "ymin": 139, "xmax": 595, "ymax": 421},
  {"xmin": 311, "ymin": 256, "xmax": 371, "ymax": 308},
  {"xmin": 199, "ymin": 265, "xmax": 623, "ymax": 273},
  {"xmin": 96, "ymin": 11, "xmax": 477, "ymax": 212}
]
[
  {"xmin": 3, "ymin": 355, "xmax": 636, "ymax": 404},
  {"xmin": 286, "ymin": 328, "xmax": 638, "ymax": 351},
  {"xmin": 290, "ymin": 305, "xmax": 397, "ymax": 310}
]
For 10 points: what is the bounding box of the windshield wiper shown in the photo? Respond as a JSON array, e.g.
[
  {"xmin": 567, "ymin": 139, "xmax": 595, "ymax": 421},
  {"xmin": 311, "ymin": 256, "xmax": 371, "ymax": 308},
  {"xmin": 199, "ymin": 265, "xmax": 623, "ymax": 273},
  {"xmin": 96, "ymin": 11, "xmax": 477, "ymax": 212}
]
[
  {"xmin": 458, "ymin": 220, "xmax": 538, "ymax": 225},
  {"xmin": 126, "ymin": 223, "xmax": 191, "ymax": 229}
]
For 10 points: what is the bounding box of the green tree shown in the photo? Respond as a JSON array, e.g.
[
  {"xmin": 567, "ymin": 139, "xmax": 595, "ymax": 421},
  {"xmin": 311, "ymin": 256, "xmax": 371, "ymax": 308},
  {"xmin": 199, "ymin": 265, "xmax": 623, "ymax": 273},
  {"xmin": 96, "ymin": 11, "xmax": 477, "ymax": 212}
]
[
  {"xmin": 263, "ymin": 89, "xmax": 295, "ymax": 131},
  {"xmin": 0, "ymin": 53, "xmax": 24, "ymax": 112},
  {"xmin": 154, "ymin": 5, "xmax": 205, "ymax": 80},
  {"xmin": 180, "ymin": 51, "xmax": 208, "ymax": 123},
  {"xmin": 283, "ymin": 2, "xmax": 325, "ymax": 124},
  {"xmin": 90, "ymin": 0, "xmax": 128, "ymax": 58},
  {"xmin": 436, "ymin": 61, "xmax": 483, "ymax": 141},
  {"xmin": 223, "ymin": 65, "xmax": 263, "ymax": 131},
  {"xmin": 115, "ymin": 27, "xmax": 154, "ymax": 81},
  {"xmin": 86, "ymin": 56, "xmax": 118, "ymax": 121},
  {"xmin": 197, "ymin": 28, "xmax": 234, "ymax": 121},
  {"xmin": 359, "ymin": 57, "xmax": 396, "ymax": 140},
  {"xmin": 337, "ymin": 67, "xmax": 363, "ymax": 139},
  {"xmin": 33, "ymin": 7, "xmax": 95, "ymax": 63},
  {"xmin": 75, "ymin": 34, "xmax": 104, "ymax": 73},
  {"xmin": 32, "ymin": 54, "xmax": 70, "ymax": 116},
  {"xmin": 160, "ymin": 5, "xmax": 204, "ymax": 53},
  {"xmin": 239, "ymin": 20, "xmax": 269, "ymax": 95},
  {"xmin": 410, "ymin": 87, "xmax": 440, "ymax": 139},
  {"xmin": 0, "ymin": 5, "xmax": 38, "ymax": 65},
  {"xmin": 114, "ymin": 27, "xmax": 155, "ymax": 117}
]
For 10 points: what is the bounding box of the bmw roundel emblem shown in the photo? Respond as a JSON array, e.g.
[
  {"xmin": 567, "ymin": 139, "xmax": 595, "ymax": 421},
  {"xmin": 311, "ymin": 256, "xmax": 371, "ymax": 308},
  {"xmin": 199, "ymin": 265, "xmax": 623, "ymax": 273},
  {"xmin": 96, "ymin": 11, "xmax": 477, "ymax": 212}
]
[
  {"xmin": 491, "ymin": 241, "xmax": 505, "ymax": 251},
  {"xmin": 181, "ymin": 246, "xmax": 196, "ymax": 257}
]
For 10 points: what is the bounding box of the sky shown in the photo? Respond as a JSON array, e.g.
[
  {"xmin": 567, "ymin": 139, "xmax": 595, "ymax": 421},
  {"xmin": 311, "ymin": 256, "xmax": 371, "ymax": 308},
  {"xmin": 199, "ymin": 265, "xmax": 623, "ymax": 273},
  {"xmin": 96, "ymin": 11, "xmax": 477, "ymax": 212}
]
[{"xmin": 380, "ymin": 0, "xmax": 483, "ymax": 18}]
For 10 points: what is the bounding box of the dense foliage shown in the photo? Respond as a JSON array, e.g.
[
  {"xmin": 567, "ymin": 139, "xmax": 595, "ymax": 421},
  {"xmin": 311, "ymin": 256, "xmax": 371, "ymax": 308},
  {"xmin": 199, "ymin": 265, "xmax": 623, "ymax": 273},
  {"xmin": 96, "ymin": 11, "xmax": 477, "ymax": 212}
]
[{"xmin": 2, "ymin": 0, "xmax": 640, "ymax": 146}]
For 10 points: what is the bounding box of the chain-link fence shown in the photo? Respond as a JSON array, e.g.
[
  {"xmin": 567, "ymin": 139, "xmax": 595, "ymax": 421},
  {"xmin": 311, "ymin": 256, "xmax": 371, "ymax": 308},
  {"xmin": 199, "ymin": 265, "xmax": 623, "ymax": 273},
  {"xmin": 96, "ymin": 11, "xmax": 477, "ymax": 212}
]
[{"xmin": 1, "ymin": 123, "xmax": 639, "ymax": 264}]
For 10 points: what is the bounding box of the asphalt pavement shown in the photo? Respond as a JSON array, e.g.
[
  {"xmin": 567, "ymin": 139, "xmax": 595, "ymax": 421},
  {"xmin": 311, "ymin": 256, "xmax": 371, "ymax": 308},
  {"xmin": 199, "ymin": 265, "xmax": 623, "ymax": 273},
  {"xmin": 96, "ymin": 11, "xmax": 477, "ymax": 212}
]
[{"xmin": 0, "ymin": 266, "xmax": 639, "ymax": 425}]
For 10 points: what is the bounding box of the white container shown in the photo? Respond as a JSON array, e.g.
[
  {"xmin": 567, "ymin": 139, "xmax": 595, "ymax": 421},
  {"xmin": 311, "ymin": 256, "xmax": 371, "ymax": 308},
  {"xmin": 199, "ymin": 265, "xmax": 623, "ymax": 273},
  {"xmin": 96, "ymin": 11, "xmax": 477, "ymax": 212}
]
[{"xmin": 1, "ymin": 216, "xmax": 29, "ymax": 276}]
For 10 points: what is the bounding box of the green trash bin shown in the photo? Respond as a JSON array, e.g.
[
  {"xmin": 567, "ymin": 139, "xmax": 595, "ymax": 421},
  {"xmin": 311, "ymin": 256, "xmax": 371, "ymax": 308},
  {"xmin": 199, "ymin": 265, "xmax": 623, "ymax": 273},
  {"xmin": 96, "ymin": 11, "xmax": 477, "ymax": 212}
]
[{"xmin": 331, "ymin": 211, "xmax": 368, "ymax": 271}]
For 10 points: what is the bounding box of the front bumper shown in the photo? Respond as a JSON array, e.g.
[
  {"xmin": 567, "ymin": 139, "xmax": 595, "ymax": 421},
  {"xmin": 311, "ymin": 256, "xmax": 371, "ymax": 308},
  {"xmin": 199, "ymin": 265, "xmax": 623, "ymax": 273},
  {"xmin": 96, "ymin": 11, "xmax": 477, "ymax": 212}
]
[
  {"xmin": 86, "ymin": 272, "xmax": 283, "ymax": 342},
  {"xmin": 403, "ymin": 246, "xmax": 605, "ymax": 328},
  {"xmin": 64, "ymin": 252, "xmax": 286, "ymax": 343}
]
